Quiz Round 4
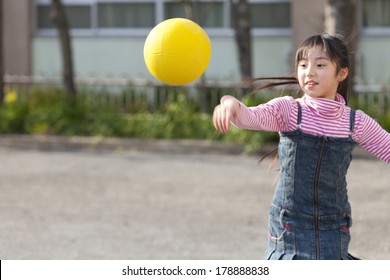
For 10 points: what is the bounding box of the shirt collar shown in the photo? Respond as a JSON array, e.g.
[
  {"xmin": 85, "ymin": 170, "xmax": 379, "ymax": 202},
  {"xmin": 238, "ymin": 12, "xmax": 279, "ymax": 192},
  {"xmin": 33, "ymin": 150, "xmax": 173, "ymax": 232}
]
[{"xmin": 301, "ymin": 93, "xmax": 345, "ymax": 119}]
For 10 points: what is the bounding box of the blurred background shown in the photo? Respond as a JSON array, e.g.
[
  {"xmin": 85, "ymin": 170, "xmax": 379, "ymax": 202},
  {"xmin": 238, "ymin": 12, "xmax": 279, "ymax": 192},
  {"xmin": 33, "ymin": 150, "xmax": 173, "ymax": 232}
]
[
  {"xmin": 0, "ymin": 0, "xmax": 389, "ymax": 260},
  {"xmin": 0, "ymin": 0, "xmax": 389, "ymax": 144}
]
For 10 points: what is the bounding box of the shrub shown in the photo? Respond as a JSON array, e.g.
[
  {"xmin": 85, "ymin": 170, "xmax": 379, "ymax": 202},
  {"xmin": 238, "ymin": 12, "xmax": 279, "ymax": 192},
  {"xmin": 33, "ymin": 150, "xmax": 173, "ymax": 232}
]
[
  {"xmin": 1, "ymin": 87, "xmax": 388, "ymax": 155},
  {"xmin": 0, "ymin": 88, "xmax": 126, "ymax": 137}
]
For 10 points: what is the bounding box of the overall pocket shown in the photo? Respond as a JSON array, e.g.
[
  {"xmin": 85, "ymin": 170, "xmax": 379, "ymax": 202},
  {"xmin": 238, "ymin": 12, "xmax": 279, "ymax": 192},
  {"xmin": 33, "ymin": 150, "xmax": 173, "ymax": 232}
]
[
  {"xmin": 339, "ymin": 225, "xmax": 358, "ymax": 260},
  {"xmin": 264, "ymin": 217, "xmax": 296, "ymax": 260}
]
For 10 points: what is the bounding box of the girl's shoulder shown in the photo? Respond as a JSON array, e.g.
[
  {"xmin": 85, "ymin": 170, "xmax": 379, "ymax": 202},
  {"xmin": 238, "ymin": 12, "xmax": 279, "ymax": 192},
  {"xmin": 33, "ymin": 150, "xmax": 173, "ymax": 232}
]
[
  {"xmin": 266, "ymin": 96, "xmax": 299, "ymax": 128},
  {"xmin": 267, "ymin": 95, "xmax": 298, "ymax": 107},
  {"xmin": 353, "ymin": 109, "xmax": 374, "ymax": 126},
  {"xmin": 265, "ymin": 96, "xmax": 299, "ymax": 114},
  {"xmin": 352, "ymin": 108, "xmax": 388, "ymax": 140},
  {"xmin": 351, "ymin": 109, "xmax": 389, "ymax": 163}
]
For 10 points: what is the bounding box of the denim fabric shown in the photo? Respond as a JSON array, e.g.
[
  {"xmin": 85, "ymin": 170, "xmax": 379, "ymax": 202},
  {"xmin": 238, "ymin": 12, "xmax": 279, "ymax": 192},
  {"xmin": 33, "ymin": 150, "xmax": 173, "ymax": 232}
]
[{"xmin": 264, "ymin": 103, "xmax": 357, "ymax": 260}]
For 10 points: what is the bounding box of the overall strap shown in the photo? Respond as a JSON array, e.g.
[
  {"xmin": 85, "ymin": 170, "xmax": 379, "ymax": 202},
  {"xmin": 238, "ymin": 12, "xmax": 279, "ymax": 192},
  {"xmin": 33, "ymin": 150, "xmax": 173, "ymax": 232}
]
[
  {"xmin": 349, "ymin": 109, "xmax": 356, "ymax": 135},
  {"xmin": 296, "ymin": 101, "xmax": 302, "ymax": 129}
]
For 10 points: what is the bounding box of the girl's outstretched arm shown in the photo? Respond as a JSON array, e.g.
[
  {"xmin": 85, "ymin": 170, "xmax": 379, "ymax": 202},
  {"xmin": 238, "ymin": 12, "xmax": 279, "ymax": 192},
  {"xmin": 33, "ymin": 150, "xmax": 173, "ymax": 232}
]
[{"xmin": 213, "ymin": 95, "xmax": 297, "ymax": 133}]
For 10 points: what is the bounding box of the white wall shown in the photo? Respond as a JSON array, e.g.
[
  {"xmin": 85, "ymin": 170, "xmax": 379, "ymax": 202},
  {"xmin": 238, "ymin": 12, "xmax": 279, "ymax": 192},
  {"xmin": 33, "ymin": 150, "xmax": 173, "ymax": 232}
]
[
  {"xmin": 358, "ymin": 37, "xmax": 390, "ymax": 85},
  {"xmin": 33, "ymin": 34, "xmax": 390, "ymax": 86},
  {"xmin": 32, "ymin": 35, "xmax": 291, "ymax": 85}
]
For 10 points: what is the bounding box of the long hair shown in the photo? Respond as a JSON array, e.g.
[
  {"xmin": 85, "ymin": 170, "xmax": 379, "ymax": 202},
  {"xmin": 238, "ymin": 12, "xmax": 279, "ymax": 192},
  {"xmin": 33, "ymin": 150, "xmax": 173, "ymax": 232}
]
[{"xmin": 246, "ymin": 33, "xmax": 350, "ymax": 102}]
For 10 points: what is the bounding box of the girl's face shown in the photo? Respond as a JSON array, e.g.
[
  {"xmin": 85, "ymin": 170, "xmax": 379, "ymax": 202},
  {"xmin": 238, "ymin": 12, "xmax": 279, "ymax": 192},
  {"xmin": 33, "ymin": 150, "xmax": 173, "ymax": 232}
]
[{"xmin": 297, "ymin": 46, "xmax": 348, "ymax": 100}]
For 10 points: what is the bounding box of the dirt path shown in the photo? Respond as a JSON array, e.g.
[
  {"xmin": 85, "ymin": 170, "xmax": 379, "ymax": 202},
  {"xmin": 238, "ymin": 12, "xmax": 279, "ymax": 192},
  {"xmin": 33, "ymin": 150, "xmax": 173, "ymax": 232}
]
[{"xmin": 0, "ymin": 142, "xmax": 389, "ymax": 259}]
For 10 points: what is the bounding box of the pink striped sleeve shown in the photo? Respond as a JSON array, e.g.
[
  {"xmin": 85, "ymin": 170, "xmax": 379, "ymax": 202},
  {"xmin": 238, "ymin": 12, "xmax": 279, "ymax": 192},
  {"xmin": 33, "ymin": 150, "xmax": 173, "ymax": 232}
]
[
  {"xmin": 353, "ymin": 110, "xmax": 390, "ymax": 164},
  {"xmin": 232, "ymin": 96, "xmax": 298, "ymax": 132}
]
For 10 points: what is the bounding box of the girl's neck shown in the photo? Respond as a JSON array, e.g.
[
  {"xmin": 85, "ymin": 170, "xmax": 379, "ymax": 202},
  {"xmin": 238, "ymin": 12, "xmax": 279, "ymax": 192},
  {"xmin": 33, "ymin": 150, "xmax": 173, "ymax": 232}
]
[{"xmin": 301, "ymin": 93, "xmax": 345, "ymax": 119}]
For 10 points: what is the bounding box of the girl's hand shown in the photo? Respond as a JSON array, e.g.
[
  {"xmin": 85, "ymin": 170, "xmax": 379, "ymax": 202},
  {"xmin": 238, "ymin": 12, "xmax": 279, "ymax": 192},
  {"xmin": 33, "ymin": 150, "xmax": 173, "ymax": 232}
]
[{"xmin": 213, "ymin": 96, "xmax": 240, "ymax": 133}]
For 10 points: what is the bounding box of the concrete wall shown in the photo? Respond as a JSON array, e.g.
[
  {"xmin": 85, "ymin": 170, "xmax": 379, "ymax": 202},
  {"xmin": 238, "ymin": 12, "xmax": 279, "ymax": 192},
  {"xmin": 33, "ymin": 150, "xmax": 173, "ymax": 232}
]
[
  {"xmin": 32, "ymin": 35, "xmax": 291, "ymax": 83},
  {"xmin": 3, "ymin": 0, "xmax": 31, "ymax": 76},
  {"xmin": 358, "ymin": 37, "xmax": 390, "ymax": 85}
]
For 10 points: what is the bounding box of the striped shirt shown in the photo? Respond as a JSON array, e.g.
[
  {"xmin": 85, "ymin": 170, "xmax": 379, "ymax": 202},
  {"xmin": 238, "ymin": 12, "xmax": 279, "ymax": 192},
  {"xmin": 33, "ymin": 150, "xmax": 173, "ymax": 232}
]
[{"xmin": 225, "ymin": 94, "xmax": 390, "ymax": 164}]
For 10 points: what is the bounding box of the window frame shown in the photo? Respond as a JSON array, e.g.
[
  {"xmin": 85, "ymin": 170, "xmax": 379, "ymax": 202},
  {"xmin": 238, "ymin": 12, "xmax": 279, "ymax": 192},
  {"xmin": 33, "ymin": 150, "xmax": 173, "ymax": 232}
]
[
  {"xmin": 34, "ymin": 0, "xmax": 292, "ymax": 37},
  {"xmin": 35, "ymin": 0, "xmax": 96, "ymax": 36},
  {"xmin": 360, "ymin": 0, "xmax": 390, "ymax": 37},
  {"xmin": 248, "ymin": 0, "xmax": 291, "ymax": 36}
]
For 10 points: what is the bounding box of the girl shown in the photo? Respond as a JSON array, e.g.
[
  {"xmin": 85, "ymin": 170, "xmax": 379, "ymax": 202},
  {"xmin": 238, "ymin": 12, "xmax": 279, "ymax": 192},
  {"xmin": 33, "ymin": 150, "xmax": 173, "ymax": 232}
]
[{"xmin": 213, "ymin": 34, "xmax": 390, "ymax": 260}]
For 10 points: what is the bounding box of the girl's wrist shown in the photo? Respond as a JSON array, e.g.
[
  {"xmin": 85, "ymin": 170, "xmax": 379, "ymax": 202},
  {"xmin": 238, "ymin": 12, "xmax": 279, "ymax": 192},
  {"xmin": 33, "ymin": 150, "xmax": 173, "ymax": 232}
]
[
  {"xmin": 221, "ymin": 95, "xmax": 236, "ymax": 103},
  {"xmin": 221, "ymin": 95, "xmax": 241, "ymax": 109}
]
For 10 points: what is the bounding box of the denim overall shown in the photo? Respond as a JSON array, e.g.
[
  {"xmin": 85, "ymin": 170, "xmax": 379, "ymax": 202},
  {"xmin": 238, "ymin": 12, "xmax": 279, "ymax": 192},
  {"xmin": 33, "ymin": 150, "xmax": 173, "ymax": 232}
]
[{"xmin": 264, "ymin": 102, "xmax": 357, "ymax": 260}]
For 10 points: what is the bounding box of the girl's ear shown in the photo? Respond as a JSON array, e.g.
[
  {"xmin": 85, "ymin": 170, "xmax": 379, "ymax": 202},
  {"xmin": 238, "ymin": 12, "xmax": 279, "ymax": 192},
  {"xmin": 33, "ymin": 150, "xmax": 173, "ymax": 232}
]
[{"xmin": 339, "ymin": 67, "xmax": 349, "ymax": 82}]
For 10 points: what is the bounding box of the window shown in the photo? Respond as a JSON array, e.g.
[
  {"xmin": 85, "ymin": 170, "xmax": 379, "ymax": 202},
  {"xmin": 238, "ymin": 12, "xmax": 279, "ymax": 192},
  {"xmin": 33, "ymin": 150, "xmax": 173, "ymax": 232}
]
[
  {"xmin": 35, "ymin": 0, "xmax": 291, "ymax": 36},
  {"xmin": 37, "ymin": 4, "xmax": 91, "ymax": 29},
  {"xmin": 250, "ymin": 1, "xmax": 290, "ymax": 28},
  {"xmin": 98, "ymin": 3, "xmax": 155, "ymax": 28},
  {"xmin": 362, "ymin": 0, "xmax": 390, "ymax": 27},
  {"xmin": 164, "ymin": 1, "xmax": 224, "ymax": 28}
]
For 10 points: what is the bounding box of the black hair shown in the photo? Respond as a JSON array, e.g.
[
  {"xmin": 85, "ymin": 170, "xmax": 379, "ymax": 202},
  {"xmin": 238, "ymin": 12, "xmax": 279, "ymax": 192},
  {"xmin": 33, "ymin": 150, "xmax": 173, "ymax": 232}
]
[
  {"xmin": 296, "ymin": 33, "xmax": 349, "ymax": 101},
  {"xmin": 246, "ymin": 33, "xmax": 350, "ymax": 103}
]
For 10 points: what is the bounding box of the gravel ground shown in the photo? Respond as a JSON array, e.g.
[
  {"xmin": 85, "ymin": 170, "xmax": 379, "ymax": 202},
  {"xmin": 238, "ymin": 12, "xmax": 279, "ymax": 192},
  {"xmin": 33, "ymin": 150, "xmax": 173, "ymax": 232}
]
[{"xmin": 0, "ymin": 135, "xmax": 389, "ymax": 260}]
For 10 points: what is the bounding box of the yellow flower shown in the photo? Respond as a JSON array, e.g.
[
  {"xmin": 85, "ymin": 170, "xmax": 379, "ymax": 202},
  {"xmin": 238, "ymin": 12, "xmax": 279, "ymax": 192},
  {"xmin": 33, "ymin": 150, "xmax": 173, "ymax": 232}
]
[{"xmin": 5, "ymin": 91, "xmax": 17, "ymax": 104}]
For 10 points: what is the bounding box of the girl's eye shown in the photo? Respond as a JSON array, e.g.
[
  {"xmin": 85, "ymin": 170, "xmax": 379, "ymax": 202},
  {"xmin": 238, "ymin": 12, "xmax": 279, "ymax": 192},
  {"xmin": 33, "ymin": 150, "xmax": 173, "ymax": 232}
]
[{"xmin": 299, "ymin": 63, "xmax": 306, "ymax": 68}]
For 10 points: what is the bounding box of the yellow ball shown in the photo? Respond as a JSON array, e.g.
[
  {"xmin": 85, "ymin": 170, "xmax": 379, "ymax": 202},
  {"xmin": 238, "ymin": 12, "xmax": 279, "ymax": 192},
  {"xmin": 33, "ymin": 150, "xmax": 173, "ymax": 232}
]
[{"xmin": 143, "ymin": 18, "xmax": 212, "ymax": 85}]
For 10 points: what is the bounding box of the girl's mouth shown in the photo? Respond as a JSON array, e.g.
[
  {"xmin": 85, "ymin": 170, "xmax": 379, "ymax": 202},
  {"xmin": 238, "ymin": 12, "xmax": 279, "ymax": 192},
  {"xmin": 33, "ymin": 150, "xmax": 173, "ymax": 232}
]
[{"xmin": 305, "ymin": 81, "xmax": 318, "ymax": 89}]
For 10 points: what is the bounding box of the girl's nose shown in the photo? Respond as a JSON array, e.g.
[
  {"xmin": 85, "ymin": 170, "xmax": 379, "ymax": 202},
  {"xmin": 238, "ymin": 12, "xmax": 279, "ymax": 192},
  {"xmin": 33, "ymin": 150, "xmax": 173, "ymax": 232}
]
[{"xmin": 306, "ymin": 65, "xmax": 315, "ymax": 77}]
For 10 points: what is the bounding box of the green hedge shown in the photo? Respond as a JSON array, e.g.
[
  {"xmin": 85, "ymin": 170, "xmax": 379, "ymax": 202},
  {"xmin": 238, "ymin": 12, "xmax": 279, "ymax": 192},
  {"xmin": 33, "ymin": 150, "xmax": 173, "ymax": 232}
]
[
  {"xmin": 0, "ymin": 89, "xmax": 125, "ymax": 137},
  {"xmin": 0, "ymin": 88, "xmax": 277, "ymax": 153},
  {"xmin": 0, "ymin": 88, "xmax": 388, "ymax": 154}
]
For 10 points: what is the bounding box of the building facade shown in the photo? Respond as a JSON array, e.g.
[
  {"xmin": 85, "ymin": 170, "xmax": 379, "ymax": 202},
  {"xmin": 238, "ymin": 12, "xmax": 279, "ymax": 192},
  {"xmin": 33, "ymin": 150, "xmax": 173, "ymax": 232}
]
[{"xmin": 3, "ymin": 0, "xmax": 390, "ymax": 86}]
